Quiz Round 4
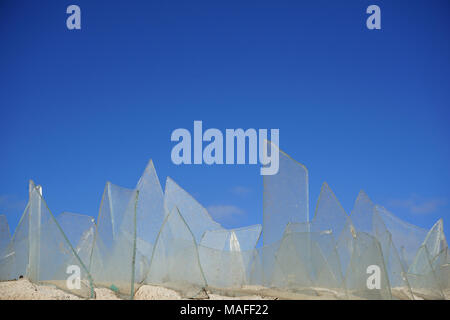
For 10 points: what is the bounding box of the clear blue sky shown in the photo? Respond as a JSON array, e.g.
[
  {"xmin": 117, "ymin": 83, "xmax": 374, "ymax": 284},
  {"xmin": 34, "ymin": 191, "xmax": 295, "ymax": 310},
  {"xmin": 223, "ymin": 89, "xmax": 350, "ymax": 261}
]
[{"xmin": 1, "ymin": 0, "xmax": 449, "ymax": 237}]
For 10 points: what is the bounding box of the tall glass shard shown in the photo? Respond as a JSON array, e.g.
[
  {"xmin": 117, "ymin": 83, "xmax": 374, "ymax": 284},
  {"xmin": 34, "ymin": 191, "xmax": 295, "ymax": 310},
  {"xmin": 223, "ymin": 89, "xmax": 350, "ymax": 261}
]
[
  {"xmin": 164, "ymin": 177, "xmax": 223, "ymax": 244},
  {"xmin": 310, "ymin": 182, "xmax": 349, "ymax": 237},
  {"xmin": 350, "ymin": 190, "xmax": 376, "ymax": 234},
  {"xmin": 422, "ymin": 219, "xmax": 447, "ymax": 263},
  {"xmin": 373, "ymin": 211, "xmax": 414, "ymax": 299},
  {"xmin": 350, "ymin": 191, "xmax": 414, "ymax": 299},
  {"xmin": 275, "ymin": 231, "xmax": 345, "ymax": 295},
  {"xmin": 374, "ymin": 205, "xmax": 427, "ymax": 270},
  {"xmin": 430, "ymin": 247, "xmax": 449, "ymax": 298},
  {"xmin": 57, "ymin": 212, "xmax": 95, "ymax": 268},
  {"xmin": 263, "ymin": 141, "xmax": 309, "ymax": 246},
  {"xmin": 134, "ymin": 160, "xmax": 165, "ymax": 287},
  {"xmin": 345, "ymin": 232, "xmax": 392, "ymax": 300},
  {"xmin": 407, "ymin": 245, "xmax": 445, "ymax": 299},
  {"xmin": 146, "ymin": 207, "xmax": 207, "ymax": 298},
  {"xmin": 311, "ymin": 182, "xmax": 353, "ymax": 280},
  {"xmin": 9, "ymin": 181, "xmax": 95, "ymax": 298},
  {"xmin": 199, "ymin": 225, "xmax": 262, "ymax": 289},
  {"xmin": 89, "ymin": 182, "xmax": 139, "ymax": 299},
  {"xmin": 272, "ymin": 232, "xmax": 314, "ymax": 290}
]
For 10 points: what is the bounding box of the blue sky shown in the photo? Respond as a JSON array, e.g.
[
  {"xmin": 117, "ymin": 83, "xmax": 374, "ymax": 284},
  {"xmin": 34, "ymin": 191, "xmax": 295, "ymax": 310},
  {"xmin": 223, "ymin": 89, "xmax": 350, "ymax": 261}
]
[{"xmin": 1, "ymin": 0, "xmax": 449, "ymax": 237}]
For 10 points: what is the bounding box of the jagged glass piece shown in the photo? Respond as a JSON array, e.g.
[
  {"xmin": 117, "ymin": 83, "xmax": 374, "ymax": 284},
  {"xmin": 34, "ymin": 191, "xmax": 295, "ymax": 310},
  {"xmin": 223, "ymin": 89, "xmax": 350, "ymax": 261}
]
[
  {"xmin": 407, "ymin": 245, "xmax": 445, "ymax": 299},
  {"xmin": 248, "ymin": 248, "xmax": 263, "ymax": 286},
  {"xmin": 284, "ymin": 224, "xmax": 345, "ymax": 289},
  {"xmin": 89, "ymin": 182, "xmax": 139, "ymax": 298},
  {"xmin": 345, "ymin": 232, "xmax": 392, "ymax": 300},
  {"xmin": 198, "ymin": 246, "xmax": 252, "ymax": 289},
  {"xmin": 374, "ymin": 205, "xmax": 427, "ymax": 270},
  {"xmin": 311, "ymin": 182, "xmax": 354, "ymax": 280},
  {"xmin": 263, "ymin": 141, "xmax": 309, "ymax": 246},
  {"xmin": 198, "ymin": 225, "xmax": 262, "ymax": 288},
  {"xmin": 350, "ymin": 190, "xmax": 376, "ymax": 234},
  {"xmin": 134, "ymin": 160, "xmax": 165, "ymax": 285},
  {"xmin": 9, "ymin": 181, "xmax": 94, "ymax": 297},
  {"xmin": 335, "ymin": 190, "xmax": 377, "ymax": 281},
  {"xmin": 373, "ymin": 211, "xmax": 414, "ymax": 299},
  {"xmin": 311, "ymin": 232, "xmax": 345, "ymax": 291},
  {"xmin": 272, "ymin": 232, "xmax": 313, "ymax": 290},
  {"xmin": 420, "ymin": 219, "xmax": 448, "ymax": 298},
  {"xmin": 272, "ymin": 231, "xmax": 345, "ymax": 296},
  {"xmin": 57, "ymin": 212, "xmax": 95, "ymax": 268},
  {"xmin": 249, "ymin": 241, "xmax": 281, "ymax": 287},
  {"xmin": 0, "ymin": 215, "xmax": 14, "ymax": 281},
  {"xmin": 422, "ymin": 219, "xmax": 447, "ymax": 263},
  {"xmin": 146, "ymin": 207, "xmax": 207, "ymax": 298},
  {"xmin": 310, "ymin": 182, "xmax": 349, "ymax": 237},
  {"xmin": 164, "ymin": 177, "xmax": 223, "ymax": 244},
  {"xmin": 7, "ymin": 203, "xmax": 30, "ymax": 280},
  {"xmin": 335, "ymin": 219, "xmax": 356, "ymax": 280},
  {"xmin": 430, "ymin": 248, "xmax": 449, "ymax": 297},
  {"xmin": 349, "ymin": 191, "xmax": 413, "ymax": 299}
]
